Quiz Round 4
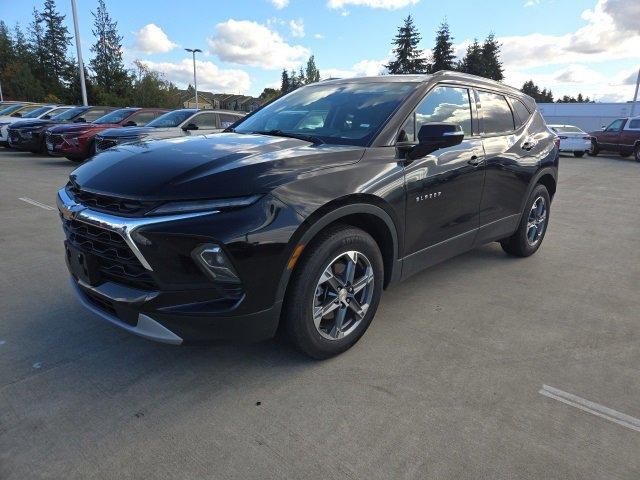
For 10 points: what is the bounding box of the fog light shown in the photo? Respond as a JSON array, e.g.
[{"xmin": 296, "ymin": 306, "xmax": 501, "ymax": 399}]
[{"xmin": 194, "ymin": 245, "xmax": 240, "ymax": 283}]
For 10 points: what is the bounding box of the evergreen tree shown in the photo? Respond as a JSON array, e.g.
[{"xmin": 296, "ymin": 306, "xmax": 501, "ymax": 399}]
[
  {"xmin": 280, "ymin": 69, "xmax": 291, "ymax": 93},
  {"xmin": 90, "ymin": 0, "xmax": 131, "ymax": 104},
  {"xmin": 40, "ymin": 0, "xmax": 73, "ymax": 96},
  {"xmin": 386, "ymin": 15, "xmax": 428, "ymax": 74},
  {"xmin": 0, "ymin": 21, "xmax": 13, "ymax": 72},
  {"xmin": 305, "ymin": 55, "xmax": 320, "ymax": 83},
  {"xmin": 27, "ymin": 7, "xmax": 47, "ymax": 92},
  {"xmin": 457, "ymin": 39, "xmax": 483, "ymax": 76},
  {"xmin": 521, "ymin": 80, "xmax": 554, "ymax": 103},
  {"xmin": 13, "ymin": 24, "xmax": 30, "ymax": 60},
  {"xmin": 430, "ymin": 20, "xmax": 456, "ymax": 73},
  {"xmin": 1, "ymin": 61, "xmax": 45, "ymax": 101},
  {"xmin": 481, "ymin": 33, "xmax": 503, "ymax": 81}
]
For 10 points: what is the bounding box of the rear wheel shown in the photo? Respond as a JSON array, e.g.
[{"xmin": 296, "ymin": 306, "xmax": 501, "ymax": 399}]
[
  {"xmin": 501, "ymin": 184, "xmax": 550, "ymax": 257},
  {"xmin": 283, "ymin": 225, "xmax": 383, "ymax": 359},
  {"xmin": 635, "ymin": 145, "xmax": 640, "ymax": 163},
  {"xmin": 588, "ymin": 139, "xmax": 599, "ymax": 156},
  {"xmin": 573, "ymin": 151, "xmax": 585, "ymax": 158}
]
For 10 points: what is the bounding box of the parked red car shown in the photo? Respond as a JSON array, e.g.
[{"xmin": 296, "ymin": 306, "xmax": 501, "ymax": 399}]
[{"xmin": 45, "ymin": 107, "xmax": 168, "ymax": 162}]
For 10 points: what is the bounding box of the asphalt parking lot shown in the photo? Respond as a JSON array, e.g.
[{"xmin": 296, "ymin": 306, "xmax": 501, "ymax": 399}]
[{"xmin": 0, "ymin": 149, "xmax": 639, "ymax": 479}]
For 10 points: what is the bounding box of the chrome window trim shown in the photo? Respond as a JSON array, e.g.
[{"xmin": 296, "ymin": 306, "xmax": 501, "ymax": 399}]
[{"xmin": 57, "ymin": 187, "xmax": 216, "ymax": 271}]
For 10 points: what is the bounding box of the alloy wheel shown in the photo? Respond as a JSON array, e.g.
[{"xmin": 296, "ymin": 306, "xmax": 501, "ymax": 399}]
[
  {"xmin": 526, "ymin": 196, "xmax": 547, "ymax": 246},
  {"xmin": 312, "ymin": 250, "xmax": 375, "ymax": 340}
]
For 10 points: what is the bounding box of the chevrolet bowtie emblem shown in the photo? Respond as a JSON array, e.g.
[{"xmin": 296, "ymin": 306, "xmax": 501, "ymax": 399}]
[{"xmin": 60, "ymin": 202, "xmax": 85, "ymax": 220}]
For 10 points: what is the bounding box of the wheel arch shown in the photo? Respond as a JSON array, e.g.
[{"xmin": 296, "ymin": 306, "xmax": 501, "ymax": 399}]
[{"xmin": 274, "ymin": 195, "xmax": 402, "ymax": 306}]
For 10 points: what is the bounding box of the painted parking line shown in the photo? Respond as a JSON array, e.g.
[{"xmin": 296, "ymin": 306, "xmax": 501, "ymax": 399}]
[
  {"xmin": 540, "ymin": 384, "xmax": 640, "ymax": 433},
  {"xmin": 18, "ymin": 197, "xmax": 55, "ymax": 211}
]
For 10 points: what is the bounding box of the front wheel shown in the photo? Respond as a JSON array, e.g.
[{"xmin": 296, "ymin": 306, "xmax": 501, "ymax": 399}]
[
  {"xmin": 573, "ymin": 151, "xmax": 585, "ymax": 158},
  {"xmin": 500, "ymin": 184, "xmax": 551, "ymax": 257},
  {"xmin": 283, "ymin": 226, "xmax": 383, "ymax": 359},
  {"xmin": 588, "ymin": 140, "xmax": 599, "ymax": 156}
]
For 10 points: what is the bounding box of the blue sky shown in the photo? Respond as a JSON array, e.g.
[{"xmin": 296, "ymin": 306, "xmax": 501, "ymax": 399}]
[{"xmin": 2, "ymin": 0, "xmax": 639, "ymax": 101}]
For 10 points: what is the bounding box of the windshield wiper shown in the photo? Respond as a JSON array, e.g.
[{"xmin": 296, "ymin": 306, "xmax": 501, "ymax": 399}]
[{"xmin": 251, "ymin": 129, "xmax": 324, "ymax": 145}]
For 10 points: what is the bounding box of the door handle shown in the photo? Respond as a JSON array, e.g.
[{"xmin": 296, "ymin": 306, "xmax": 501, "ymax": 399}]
[{"xmin": 467, "ymin": 155, "xmax": 481, "ymax": 166}]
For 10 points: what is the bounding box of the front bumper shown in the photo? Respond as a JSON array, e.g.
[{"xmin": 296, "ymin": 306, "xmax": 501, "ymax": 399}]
[
  {"xmin": 7, "ymin": 129, "xmax": 41, "ymax": 150},
  {"xmin": 57, "ymin": 187, "xmax": 299, "ymax": 344}
]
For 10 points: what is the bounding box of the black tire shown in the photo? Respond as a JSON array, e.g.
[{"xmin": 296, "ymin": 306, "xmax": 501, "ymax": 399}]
[
  {"xmin": 283, "ymin": 225, "xmax": 384, "ymax": 359},
  {"xmin": 635, "ymin": 145, "xmax": 640, "ymax": 163},
  {"xmin": 573, "ymin": 151, "xmax": 585, "ymax": 158},
  {"xmin": 588, "ymin": 139, "xmax": 599, "ymax": 156},
  {"xmin": 66, "ymin": 156, "xmax": 84, "ymax": 163},
  {"xmin": 500, "ymin": 184, "xmax": 551, "ymax": 257},
  {"xmin": 620, "ymin": 150, "xmax": 632, "ymax": 158}
]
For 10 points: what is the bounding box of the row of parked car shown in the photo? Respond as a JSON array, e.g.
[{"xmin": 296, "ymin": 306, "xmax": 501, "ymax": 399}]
[{"xmin": 0, "ymin": 101, "xmax": 245, "ymax": 162}]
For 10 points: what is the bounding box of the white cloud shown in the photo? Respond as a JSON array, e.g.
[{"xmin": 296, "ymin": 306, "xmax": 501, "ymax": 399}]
[
  {"xmin": 269, "ymin": 0, "xmax": 289, "ymax": 8},
  {"xmin": 139, "ymin": 59, "xmax": 251, "ymax": 93},
  {"xmin": 289, "ymin": 18, "xmax": 305, "ymax": 38},
  {"xmin": 322, "ymin": 58, "xmax": 389, "ymax": 79},
  {"xmin": 132, "ymin": 24, "xmax": 178, "ymax": 54},
  {"xmin": 524, "ymin": 0, "xmax": 540, "ymax": 6},
  {"xmin": 314, "ymin": 33, "xmax": 325, "ymax": 39},
  {"xmin": 327, "ymin": 0, "xmax": 420, "ymax": 9},
  {"xmin": 208, "ymin": 19, "xmax": 310, "ymax": 69}
]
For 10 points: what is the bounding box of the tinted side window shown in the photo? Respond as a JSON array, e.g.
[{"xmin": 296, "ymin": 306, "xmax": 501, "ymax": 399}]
[
  {"xmin": 415, "ymin": 86, "xmax": 472, "ymax": 136},
  {"xmin": 191, "ymin": 113, "xmax": 218, "ymax": 128},
  {"xmin": 129, "ymin": 111, "xmax": 157, "ymax": 126},
  {"xmin": 219, "ymin": 113, "xmax": 242, "ymax": 129},
  {"xmin": 512, "ymin": 99, "xmax": 531, "ymax": 127},
  {"xmin": 478, "ymin": 91, "xmax": 515, "ymax": 134},
  {"xmin": 606, "ymin": 119, "xmax": 625, "ymax": 131},
  {"xmin": 84, "ymin": 109, "xmax": 109, "ymax": 122},
  {"xmin": 629, "ymin": 119, "xmax": 640, "ymax": 129}
]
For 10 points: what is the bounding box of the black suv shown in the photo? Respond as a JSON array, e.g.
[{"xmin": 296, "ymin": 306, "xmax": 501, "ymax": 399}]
[{"xmin": 57, "ymin": 71, "xmax": 558, "ymax": 358}]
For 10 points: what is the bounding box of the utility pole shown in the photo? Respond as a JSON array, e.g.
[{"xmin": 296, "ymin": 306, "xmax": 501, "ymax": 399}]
[
  {"xmin": 630, "ymin": 67, "xmax": 640, "ymax": 117},
  {"xmin": 0, "ymin": 81, "xmax": 3, "ymax": 102},
  {"xmin": 70, "ymin": 0, "xmax": 88, "ymax": 106},
  {"xmin": 185, "ymin": 48, "xmax": 202, "ymax": 109}
]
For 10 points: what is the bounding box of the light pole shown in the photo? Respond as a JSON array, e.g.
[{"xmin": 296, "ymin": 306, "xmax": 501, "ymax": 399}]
[
  {"xmin": 630, "ymin": 67, "xmax": 640, "ymax": 117},
  {"xmin": 185, "ymin": 48, "xmax": 202, "ymax": 109},
  {"xmin": 70, "ymin": 0, "xmax": 88, "ymax": 105}
]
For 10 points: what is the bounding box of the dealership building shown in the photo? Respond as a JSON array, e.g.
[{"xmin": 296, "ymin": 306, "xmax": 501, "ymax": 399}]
[{"xmin": 538, "ymin": 102, "xmax": 637, "ymax": 132}]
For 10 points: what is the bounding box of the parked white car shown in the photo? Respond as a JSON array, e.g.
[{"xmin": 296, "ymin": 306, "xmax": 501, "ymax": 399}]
[
  {"xmin": 548, "ymin": 124, "xmax": 591, "ymax": 157},
  {"xmin": 0, "ymin": 105, "xmax": 72, "ymax": 146},
  {"xmin": 94, "ymin": 108, "xmax": 245, "ymax": 152}
]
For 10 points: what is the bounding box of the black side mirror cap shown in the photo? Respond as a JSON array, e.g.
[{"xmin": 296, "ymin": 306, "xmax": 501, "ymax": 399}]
[
  {"xmin": 42, "ymin": 115, "xmax": 51, "ymax": 119},
  {"xmin": 74, "ymin": 117, "xmax": 86, "ymax": 123},
  {"xmin": 123, "ymin": 121, "xmax": 137, "ymax": 127},
  {"xmin": 406, "ymin": 123, "xmax": 464, "ymax": 160},
  {"xmin": 182, "ymin": 122, "xmax": 198, "ymax": 131}
]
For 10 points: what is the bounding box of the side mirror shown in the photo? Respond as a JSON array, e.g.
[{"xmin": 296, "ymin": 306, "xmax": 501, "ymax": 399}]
[
  {"xmin": 123, "ymin": 120, "xmax": 137, "ymax": 127},
  {"xmin": 406, "ymin": 123, "xmax": 464, "ymax": 160},
  {"xmin": 601, "ymin": 126, "xmax": 606, "ymax": 130},
  {"xmin": 182, "ymin": 122, "xmax": 198, "ymax": 131},
  {"xmin": 74, "ymin": 117, "xmax": 86, "ymax": 123}
]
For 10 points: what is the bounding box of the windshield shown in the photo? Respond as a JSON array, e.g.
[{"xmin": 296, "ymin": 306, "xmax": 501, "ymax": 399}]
[
  {"xmin": 552, "ymin": 125, "xmax": 584, "ymax": 133},
  {"xmin": 0, "ymin": 104, "xmax": 25, "ymax": 115},
  {"xmin": 51, "ymin": 106, "xmax": 87, "ymax": 121},
  {"xmin": 93, "ymin": 108, "xmax": 137, "ymax": 125},
  {"xmin": 234, "ymin": 82, "xmax": 416, "ymax": 146},
  {"xmin": 44, "ymin": 107, "xmax": 71, "ymax": 117},
  {"xmin": 23, "ymin": 106, "xmax": 53, "ymax": 118},
  {"xmin": 147, "ymin": 109, "xmax": 196, "ymax": 128}
]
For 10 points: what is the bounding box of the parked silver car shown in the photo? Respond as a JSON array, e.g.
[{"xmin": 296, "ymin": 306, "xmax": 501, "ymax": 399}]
[{"xmin": 94, "ymin": 108, "xmax": 245, "ymax": 152}]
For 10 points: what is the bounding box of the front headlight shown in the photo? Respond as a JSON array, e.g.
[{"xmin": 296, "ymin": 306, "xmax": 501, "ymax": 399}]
[{"xmin": 148, "ymin": 195, "xmax": 262, "ymax": 216}]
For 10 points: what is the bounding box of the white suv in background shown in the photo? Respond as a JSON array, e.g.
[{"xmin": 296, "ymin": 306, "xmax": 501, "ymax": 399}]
[
  {"xmin": 94, "ymin": 109, "xmax": 245, "ymax": 152},
  {"xmin": 548, "ymin": 124, "xmax": 591, "ymax": 157}
]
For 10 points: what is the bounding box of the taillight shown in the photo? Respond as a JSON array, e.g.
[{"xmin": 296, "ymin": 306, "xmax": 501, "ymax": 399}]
[{"xmin": 554, "ymin": 137, "xmax": 560, "ymax": 149}]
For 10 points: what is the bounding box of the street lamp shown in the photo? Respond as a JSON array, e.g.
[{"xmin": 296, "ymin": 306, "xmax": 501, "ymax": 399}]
[{"xmin": 185, "ymin": 48, "xmax": 202, "ymax": 109}]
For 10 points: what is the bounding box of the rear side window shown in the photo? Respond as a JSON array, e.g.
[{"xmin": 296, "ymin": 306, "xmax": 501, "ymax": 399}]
[
  {"xmin": 478, "ymin": 91, "xmax": 515, "ymax": 134},
  {"xmin": 84, "ymin": 109, "xmax": 110, "ymax": 122},
  {"xmin": 628, "ymin": 119, "xmax": 640, "ymax": 129},
  {"xmin": 129, "ymin": 111, "xmax": 157, "ymax": 126},
  {"xmin": 511, "ymin": 99, "xmax": 531, "ymax": 127}
]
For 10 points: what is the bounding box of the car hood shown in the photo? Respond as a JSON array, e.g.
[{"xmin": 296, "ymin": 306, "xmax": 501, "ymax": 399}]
[
  {"xmin": 49, "ymin": 123, "xmax": 115, "ymax": 134},
  {"xmin": 100, "ymin": 126, "xmax": 155, "ymax": 138},
  {"xmin": 8, "ymin": 119, "xmax": 52, "ymax": 130},
  {"xmin": 70, "ymin": 133, "xmax": 365, "ymax": 200}
]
